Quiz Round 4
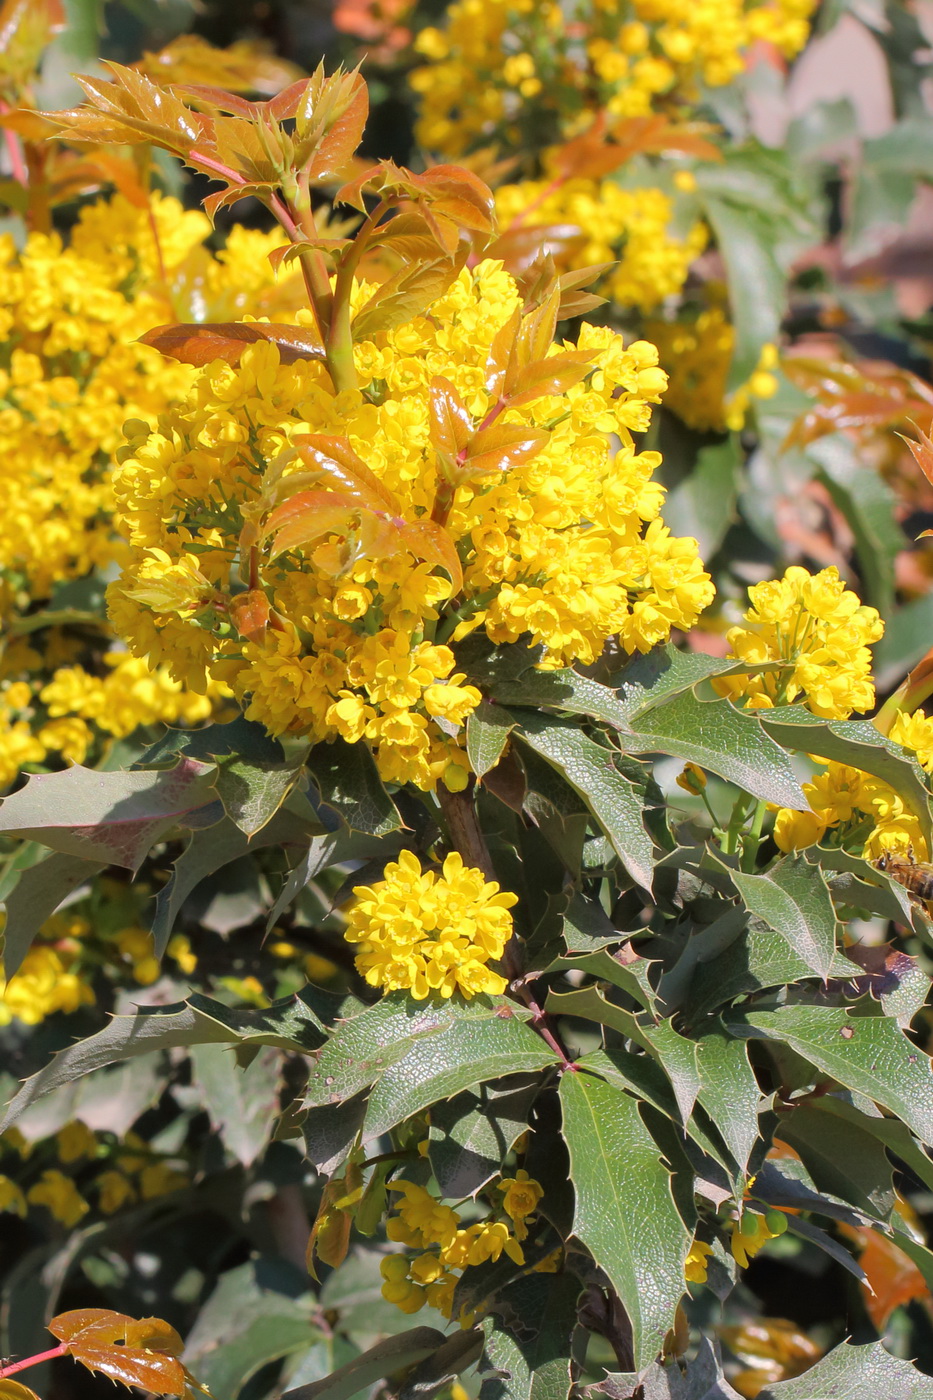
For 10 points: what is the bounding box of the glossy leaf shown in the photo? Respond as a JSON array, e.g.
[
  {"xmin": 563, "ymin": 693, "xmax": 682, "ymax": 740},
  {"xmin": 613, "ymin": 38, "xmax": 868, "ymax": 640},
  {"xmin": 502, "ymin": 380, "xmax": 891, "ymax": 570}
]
[
  {"xmin": 514, "ymin": 714, "xmax": 654, "ymax": 888},
  {"xmin": 50, "ymin": 1309, "xmax": 186, "ymax": 1394},
  {"xmin": 775, "ymin": 1102, "xmax": 895, "ymax": 1220},
  {"xmin": 461, "ymin": 422, "xmax": 550, "ymax": 478},
  {"xmin": 756, "ymin": 1341, "xmax": 933, "ymax": 1400},
  {"xmin": 467, "ymin": 700, "xmax": 516, "ymax": 779},
  {"xmin": 214, "ymin": 755, "xmax": 306, "ymax": 836},
  {"xmin": 0, "ymin": 759, "xmax": 218, "ymax": 871},
  {"xmin": 725, "ymin": 854, "xmax": 839, "ymax": 981},
  {"xmin": 139, "ymin": 322, "xmax": 324, "ymax": 368},
  {"xmin": 693, "ymin": 1024, "xmax": 760, "ymax": 1176},
  {"xmin": 732, "ymin": 1005, "xmax": 933, "ymax": 1146},
  {"xmin": 283, "ymin": 1329, "xmax": 448, "ymax": 1400},
  {"xmin": 306, "ymin": 736, "xmax": 401, "ymax": 835},
  {"xmin": 190, "ymin": 1043, "xmax": 282, "ymax": 1167},
  {"xmin": 429, "ymin": 1078, "xmax": 540, "ymax": 1198},
  {"xmin": 363, "ymin": 1010, "xmax": 555, "ymax": 1141},
  {"xmin": 559, "ymin": 1071, "xmax": 690, "ymax": 1371},
  {"xmin": 479, "ymin": 1271, "xmax": 580, "ymax": 1400}
]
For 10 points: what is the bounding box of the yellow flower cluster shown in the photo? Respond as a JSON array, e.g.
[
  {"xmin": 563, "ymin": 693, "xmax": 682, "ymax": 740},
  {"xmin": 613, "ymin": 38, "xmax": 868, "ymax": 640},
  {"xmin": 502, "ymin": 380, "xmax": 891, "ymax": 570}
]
[
  {"xmin": 773, "ymin": 739, "xmax": 932, "ymax": 862},
  {"xmin": 0, "ymin": 941, "xmax": 94, "ymax": 1026},
  {"xmin": 344, "ymin": 850, "xmax": 517, "ymax": 999},
  {"xmin": 410, "ymin": 0, "xmax": 815, "ymax": 155},
  {"xmin": 494, "ymin": 177, "xmax": 708, "ymax": 313},
  {"xmin": 381, "ymin": 1170, "xmax": 544, "ymax": 1318},
  {"xmin": 109, "ymin": 261, "xmax": 713, "ymax": 790},
  {"xmin": 0, "ymin": 1122, "xmax": 189, "ymax": 1227},
  {"xmin": 715, "ymin": 566, "xmax": 884, "ymax": 720},
  {"xmin": 647, "ymin": 307, "xmax": 779, "ymax": 432}
]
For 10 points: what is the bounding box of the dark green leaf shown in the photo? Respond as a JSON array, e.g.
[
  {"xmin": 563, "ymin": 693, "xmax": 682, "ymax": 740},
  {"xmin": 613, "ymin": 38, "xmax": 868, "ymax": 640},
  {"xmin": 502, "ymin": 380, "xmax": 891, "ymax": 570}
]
[
  {"xmin": 731, "ymin": 1005, "xmax": 933, "ymax": 1146},
  {"xmin": 282, "ymin": 1328, "xmax": 448, "ymax": 1400},
  {"xmin": 694, "ymin": 1024, "xmax": 760, "ymax": 1175},
  {"xmin": 593, "ymin": 1336, "xmax": 744, "ymax": 1400},
  {"xmin": 756, "ymin": 1341, "xmax": 933, "ymax": 1400},
  {"xmin": 399, "ymin": 1329, "xmax": 485, "ymax": 1400},
  {"xmin": 758, "ymin": 710, "xmax": 933, "ymax": 845},
  {"xmin": 559, "ymin": 1071, "xmax": 689, "ymax": 1370},
  {"xmin": 700, "ymin": 195, "xmax": 785, "ymax": 390},
  {"xmin": 774, "ymin": 1102, "xmax": 895, "ymax": 1219},
  {"xmin": 0, "ymin": 759, "xmax": 219, "ymax": 870},
  {"xmin": 302, "ymin": 1089, "xmax": 369, "ymax": 1176},
  {"xmin": 214, "ymin": 756, "xmax": 307, "ymax": 836},
  {"xmin": 362, "ymin": 1007, "xmax": 557, "ymax": 1140},
  {"xmin": 514, "ymin": 717, "xmax": 653, "ymax": 887},
  {"xmin": 624, "ymin": 692, "xmax": 804, "ymax": 810},
  {"xmin": 306, "ymin": 738, "xmax": 401, "ymax": 835},
  {"xmin": 797, "ymin": 1093, "xmax": 933, "ymax": 1196},
  {"xmin": 814, "ymin": 446, "xmax": 903, "ymax": 616},
  {"xmin": 136, "ymin": 716, "xmax": 285, "ymax": 767},
  {"xmin": 479, "ymin": 1271, "xmax": 580, "ymax": 1400},
  {"xmin": 467, "ymin": 701, "xmax": 517, "ymax": 779},
  {"xmin": 429, "ymin": 1077, "xmax": 540, "ymax": 1197},
  {"xmin": 661, "ymin": 437, "xmax": 740, "ymax": 563},
  {"xmin": 190, "ymin": 1044, "xmax": 282, "ymax": 1167},
  {"xmin": 722, "ymin": 854, "xmax": 839, "ymax": 980},
  {"xmin": 1, "ymin": 852, "xmax": 104, "ymax": 977}
]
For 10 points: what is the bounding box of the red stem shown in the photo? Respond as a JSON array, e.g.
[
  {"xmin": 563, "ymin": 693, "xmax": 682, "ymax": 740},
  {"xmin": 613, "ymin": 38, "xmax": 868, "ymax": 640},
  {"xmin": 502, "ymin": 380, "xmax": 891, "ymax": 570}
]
[{"xmin": 0, "ymin": 1344, "xmax": 68, "ymax": 1377}]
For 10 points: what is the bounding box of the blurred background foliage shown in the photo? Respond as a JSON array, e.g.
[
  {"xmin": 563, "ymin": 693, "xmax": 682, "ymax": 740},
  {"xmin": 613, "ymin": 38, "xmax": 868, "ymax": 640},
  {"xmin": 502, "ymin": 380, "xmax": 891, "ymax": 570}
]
[{"xmin": 5, "ymin": 1, "xmax": 933, "ymax": 1397}]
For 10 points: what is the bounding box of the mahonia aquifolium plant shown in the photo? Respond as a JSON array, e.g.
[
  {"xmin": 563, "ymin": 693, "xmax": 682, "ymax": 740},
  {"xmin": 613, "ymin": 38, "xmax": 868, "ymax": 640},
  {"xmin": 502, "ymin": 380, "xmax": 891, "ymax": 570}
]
[{"xmin": 3, "ymin": 34, "xmax": 933, "ymax": 1400}]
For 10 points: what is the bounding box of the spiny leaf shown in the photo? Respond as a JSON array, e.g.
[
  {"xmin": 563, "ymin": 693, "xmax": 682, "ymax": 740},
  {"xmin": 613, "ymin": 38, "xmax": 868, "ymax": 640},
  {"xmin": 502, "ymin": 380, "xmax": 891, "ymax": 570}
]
[
  {"xmin": 756, "ymin": 1340, "xmax": 933, "ymax": 1400},
  {"xmin": 559, "ymin": 1071, "xmax": 690, "ymax": 1371},
  {"xmin": 0, "ymin": 759, "xmax": 219, "ymax": 871},
  {"xmin": 2, "ymin": 850, "xmax": 104, "ymax": 978},
  {"xmin": 50, "ymin": 1310, "xmax": 186, "ymax": 1396}
]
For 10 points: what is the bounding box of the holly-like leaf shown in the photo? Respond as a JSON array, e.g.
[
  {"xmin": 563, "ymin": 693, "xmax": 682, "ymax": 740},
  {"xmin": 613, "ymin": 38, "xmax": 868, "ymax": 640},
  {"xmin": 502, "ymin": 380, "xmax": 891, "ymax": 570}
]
[
  {"xmin": 756, "ymin": 1341, "xmax": 933, "ymax": 1400},
  {"xmin": 49, "ymin": 1310, "xmax": 186, "ymax": 1395},
  {"xmin": 731, "ymin": 1004, "xmax": 933, "ymax": 1146},
  {"xmin": 467, "ymin": 700, "xmax": 516, "ymax": 779},
  {"xmin": 351, "ymin": 251, "xmax": 468, "ymax": 340},
  {"xmin": 214, "ymin": 755, "xmax": 307, "ymax": 836},
  {"xmin": 139, "ymin": 322, "xmax": 324, "ymax": 368},
  {"xmin": 1, "ymin": 850, "xmax": 104, "ymax": 977},
  {"xmin": 0, "ymin": 759, "xmax": 219, "ymax": 871},
  {"xmin": 283, "ymin": 1329, "xmax": 448, "ymax": 1400},
  {"xmin": 0, "ymin": 1382, "xmax": 40, "ymax": 1400},
  {"xmin": 363, "ymin": 1009, "xmax": 554, "ymax": 1141},
  {"xmin": 429, "ymin": 375, "xmax": 472, "ymax": 468},
  {"xmin": 0, "ymin": 988, "xmax": 335, "ymax": 1133},
  {"xmin": 429, "ymin": 1077, "xmax": 540, "ymax": 1198},
  {"xmin": 479, "ymin": 1271, "xmax": 580, "ymax": 1400},
  {"xmin": 624, "ymin": 691, "xmax": 805, "ymax": 811},
  {"xmin": 514, "ymin": 715, "xmax": 654, "ymax": 888},
  {"xmin": 135, "ymin": 34, "xmax": 302, "ymax": 96},
  {"xmin": 775, "ymin": 1102, "xmax": 895, "ymax": 1220},
  {"xmin": 720, "ymin": 854, "xmax": 840, "ymax": 981},
  {"xmin": 190, "ymin": 1043, "xmax": 282, "ymax": 1167},
  {"xmin": 559, "ymin": 1071, "xmax": 690, "ymax": 1371},
  {"xmin": 306, "ymin": 737, "xmax": 401, "ymax": 835},
  {"xmin": 693, "ymin": 1024, "xmax": 761, "ymax": 1176},
  {"xmin": 461, "ymin": 422, "xmax": 551, "ymax": 478}
]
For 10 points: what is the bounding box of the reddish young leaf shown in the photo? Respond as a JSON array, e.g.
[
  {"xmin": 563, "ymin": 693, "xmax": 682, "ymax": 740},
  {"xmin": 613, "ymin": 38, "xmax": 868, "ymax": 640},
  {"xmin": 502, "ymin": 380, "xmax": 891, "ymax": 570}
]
[
  {"xmin": 351, "ymin": 248, "xmax": 467, "ymax": 339},
  {"xmin": 53, "ymin": 63, "xmax": 213, "ymax": 157},
  {"xmin": 506, "ymin": 349, "xmax": 594, "ymax": 409},
  {"xmin": 429, "ymin": 375, "xmax": 473, "ymax": 469},
  {"xmin": 293, "ymin": 435, "xmax": 398, "ymax": 513},
  {"xmin": 139, "ymin": 322, "xmax": 324, "ymax": 367},
  {"xmin": 900, "ymin": 421, "xmax": 933, "ymax": 489},
  {"xmin": 49, "ymin": 1310, "xmax": 186, "ymax": 1397},
  {"xmin": 265, "ymin": 494, "xmax": 359, "ymax": 558},
  {"xmin": 486, "ymin": 222, "xmax": 587, "ymax": 279},
  {"xmin": 485, "ymin": 306, "xmax": 522, "ymax": 399},
  {"xmin": 462, "ymin": 422, "xmax": 550, "ymax": 477},
  {"xmin": 295, "ymin": 65, "xmax": 370, "ymax": 182},
  {"xmin": 268, "ymin": 238, "xmax": 349, "ymax": 275},
  {"xmin": 840, "ymin": 1227, "xmax": 930, "ymax": 1330},
  {"xmin": 396, "ymin": 518, "xmax": 463, "ymax": 593}
]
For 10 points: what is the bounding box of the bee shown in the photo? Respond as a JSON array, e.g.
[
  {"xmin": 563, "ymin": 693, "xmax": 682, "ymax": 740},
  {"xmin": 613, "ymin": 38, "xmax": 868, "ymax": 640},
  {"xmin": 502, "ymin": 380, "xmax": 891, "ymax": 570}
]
[{"xmin": 874, "ymin": 848, "xmax": 933, "ymax": 902}]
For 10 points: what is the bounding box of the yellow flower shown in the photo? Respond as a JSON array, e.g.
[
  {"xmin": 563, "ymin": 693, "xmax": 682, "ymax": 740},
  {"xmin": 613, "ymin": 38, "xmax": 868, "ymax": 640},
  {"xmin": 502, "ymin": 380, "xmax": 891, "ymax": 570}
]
[
  {"xmin": 730, "ymin": 1212, "xmax": 781, "ymax": 1269},
  {"xmin": 715, "ymin": 567, "xmax": 883, "ymax": 720},
  {"xmin": 109, "ymin": 262, "xmax": 713, "ymax": 792},
  {"xmin": 27, "ymin": 1170, "xmax": 89, "ymax": 1227},
  {"xmin": 139, "ymin": 1163, "xmax": 188, "ymax": 1199},
  {"xmin": 56, "ymin": 1120, "xmax": 98, "ymax": 1164},
  {"xmin": 345, "ymin": 850, "xmax": 517, "ymax": 1001},
  {"xmin": 380, "ymin": 1254, "xmax": 428, "ymax": 1314},
  {"xmin": 96, "ymin": 1170, "xmax": 137, "ymax": 1215},
  {"xmin": 387, "ymin": 1180, "xmax": 461, "ymax": 1250},
  {"xmin": 676, "ymin": 762, "xmax": 707, "ymax": 795},
  {"xmin": 685, "ymin": 1239, "xmax": 714, "ymax": 1283},
  {"xmin": 0, "ymin": 944, "xmax": 95, "ymax": 1026},
  {"xmin": 498, "ymin": 1169, "xmax": 544, "ymax": 1221}
]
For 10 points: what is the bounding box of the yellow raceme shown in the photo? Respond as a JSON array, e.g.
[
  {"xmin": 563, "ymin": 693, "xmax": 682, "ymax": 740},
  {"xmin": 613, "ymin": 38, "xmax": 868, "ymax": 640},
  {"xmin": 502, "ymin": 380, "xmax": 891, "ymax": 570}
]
[
  {"xmin": 410, "ymin": 0, "xmax": 815, "ymax": 156},
  {"xmin": 344, "ymin": 849, "xmax": 516, "ymax": 999},
  {"xmin": 109, "ymin": 261, "xmax": 714, "ymax": 791}
]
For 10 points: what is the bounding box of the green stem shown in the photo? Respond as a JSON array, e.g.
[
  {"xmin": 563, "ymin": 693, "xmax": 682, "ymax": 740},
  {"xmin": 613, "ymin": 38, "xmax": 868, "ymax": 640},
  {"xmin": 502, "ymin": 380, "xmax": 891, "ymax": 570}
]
[
  {"xmin": 721, "ymin": 793, "xmax": 752, "ymax": 857},
  {"xmin": 740, "ymin": 799, "xmax": 768, "ymax": 873}
]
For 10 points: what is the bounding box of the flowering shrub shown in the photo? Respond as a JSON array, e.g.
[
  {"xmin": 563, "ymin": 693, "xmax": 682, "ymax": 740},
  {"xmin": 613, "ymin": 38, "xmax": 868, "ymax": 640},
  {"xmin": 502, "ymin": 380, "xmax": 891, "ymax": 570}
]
[{"xmin": 2, "ymin": 5, "xmax": 933, "ymax": 1400}]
